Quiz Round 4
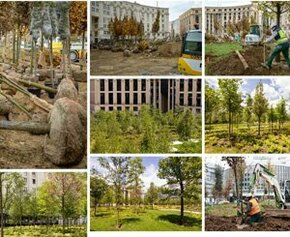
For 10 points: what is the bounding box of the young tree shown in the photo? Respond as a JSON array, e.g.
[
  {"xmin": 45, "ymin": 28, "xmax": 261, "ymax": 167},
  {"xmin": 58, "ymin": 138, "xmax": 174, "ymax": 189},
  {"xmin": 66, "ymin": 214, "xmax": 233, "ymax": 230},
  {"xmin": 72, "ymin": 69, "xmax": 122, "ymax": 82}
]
[
  {"xmin": 145, "ymin": 182, "xmax": 159, "ymax": 209},
  {"xmin": 90, "ymin": 176, "xmax": 108, "ymax": 216},
  {"xmin": 212, "ymin": 165, "xmax": 223, "ymax": 201},
  {"xmin": 244, "ymin": 94, "xmax": 253, "ymax": 128},
  {"xmin": 69, "ymin": 1, "xmax": 87, "ymax": 70},
  {"xmin": 276, "ymin": 97, "xmax": 287, "ymax": 131},
  {"xmin": 152, "ymin": 10, "xmax": 160, "ymax": 40},
  {"xmin": 98, "ymin": 157, "xmax": 130, "ymax": 228},
  {"xmin": 48, "ymin": 173, "xmax": 85, "ymax": 234},
  {"xmin": 268, "ymin": 105, "xmax": 276, "ymax": 133},
  {"xmin": 158, "ymin": 157, "xmax": 201, "ymax": 225},
  {"xmin": 205, "ymin": 82, "xmax": 219, "ymax": 130},
  {"xmin": 127, "ymin": 157, "xmax": 145, "ymax": 213},
  {"xmin": 37, "ymin": 181, "xmax": 58, "ymax": 233},
  {"xmin": 176, "ymin": 109, "xmax": 195, "ymax": 140},
  {"xmin": 218, "ymin": 79, "xmax": 242, "ymax": 139},
  {"xmin": 253, "ymin": 82, "xmax": 268, "ymax": 136}
]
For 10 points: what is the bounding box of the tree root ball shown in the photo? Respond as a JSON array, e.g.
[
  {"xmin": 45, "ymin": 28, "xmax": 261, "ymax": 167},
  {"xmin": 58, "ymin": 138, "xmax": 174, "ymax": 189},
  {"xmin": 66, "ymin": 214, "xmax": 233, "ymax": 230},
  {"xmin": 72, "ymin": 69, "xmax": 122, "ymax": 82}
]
[
  {"xmin": 44, "ymin": 98, "xmax": 87, "ymax": 166},
  {"xmin": 0, "ymin": 96, "xmax": 12, "ymax": 116},
  {"xmin": 54, "ymin": 78, "xmax": 78, "ymax": 102}
]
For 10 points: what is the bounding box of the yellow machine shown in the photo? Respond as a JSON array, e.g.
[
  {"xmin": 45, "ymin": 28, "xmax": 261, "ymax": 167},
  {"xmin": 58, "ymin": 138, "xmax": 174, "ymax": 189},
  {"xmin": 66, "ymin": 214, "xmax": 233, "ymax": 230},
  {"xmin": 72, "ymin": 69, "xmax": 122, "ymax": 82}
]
[
  {"xmin": 178, "ymin": 30, "xmax": 202, "ymax": 75},
  {"xmin": 52, "ymin": 41, "xmax": 87, "ymax": 62}
]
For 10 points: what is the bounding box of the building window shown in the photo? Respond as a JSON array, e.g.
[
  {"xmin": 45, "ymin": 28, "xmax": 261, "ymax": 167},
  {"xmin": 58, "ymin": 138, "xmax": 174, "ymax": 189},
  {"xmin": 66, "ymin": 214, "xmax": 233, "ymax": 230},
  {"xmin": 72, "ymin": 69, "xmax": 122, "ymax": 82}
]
[
  {"xmin": 109, "ymin": 93, "xmax": 113, "ymax": 104},
  {"xmin": 180, "ymin": 80, "xmax": 184, "ymax": 91},
  {"xmin": 32, "ymin": 179, "xmax": 36, "ymax": 184},
  {"xmin": 117, "ymin": 93, "xmax": 122, "ymax": 104},
  {"xmin": 117, "ymin": 80, "xmax": 122, "ymax": 91},
  {"xmin": 179, "ymin": 93, "xmax": 184, "ymax": 106},
  {"xmin": 100, "ymin": 93, "xmax": 105, "ymax": 104},
  {"xmin": 109, "ymin": 79, "xmax": 113, "ymax": 91},
  {"xmin": 197, "ymin": 94, "xmax": 201, "ymax": 107},
  {"xmin": 117, "ymin": 106, "xmax": 122, "ymax": 111},
  {"xmin": 133, "ymin": 106, "xmax": 138, "ymax": 111},
  {"xmin": 125, "ymin": 93, "xmax": 130, "ymax": 104},
  {"xmin": 142, "ymin": 80, "xmax": 146, "ymax": 91},
  {"xmin": 197, "ymin": 79, "xmax": 201, "ymax": 91},
  {"xmin": 100, "ymin": 80, "xmax": 105, "ymax": 91},
  {"xmin": 125, "ymin": 79, "xmax": 130, "ymax": 91},
  {"xmin": 142, "ymin": 93, "xmax": 146, "ymax": 103},
  {"xmin": 134, "ymin": 80, "xmax": 138, "ymax": 91},
  {"xmin": 134, "ymin": 93, "xmax": 138, "ymax": 104},
  {"xmin": 188, "ymin": 79, "xmax": 193, "ymax": 92},
  {"xmin": 109, "ymin": 107, "xmax": 113, "ymax": 111},
  {"xmin": 188, "ymin": 94, "xmax": 193, "ymax": 106}
]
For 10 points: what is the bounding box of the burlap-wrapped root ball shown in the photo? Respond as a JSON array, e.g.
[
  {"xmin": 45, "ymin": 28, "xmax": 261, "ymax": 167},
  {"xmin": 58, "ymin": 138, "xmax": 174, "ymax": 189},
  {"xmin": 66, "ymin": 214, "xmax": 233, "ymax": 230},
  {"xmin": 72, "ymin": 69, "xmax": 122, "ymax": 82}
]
[
  {"xmin": 0, "ymin": 96, "xmax": 12, "ymax": 117},
  {"xmin": 54, "ymin": 78, "xmax": 78, "ymax": 102},
  {"xmin": 44, "ymin": 98, "xmax": 86, "ymax": 166}
]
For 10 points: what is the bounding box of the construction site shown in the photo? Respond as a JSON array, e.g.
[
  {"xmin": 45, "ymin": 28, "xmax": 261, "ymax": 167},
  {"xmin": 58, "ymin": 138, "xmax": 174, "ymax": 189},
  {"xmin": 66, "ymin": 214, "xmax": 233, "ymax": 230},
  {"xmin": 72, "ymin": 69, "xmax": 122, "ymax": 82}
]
[
  {"xmin": 91, "ymin": 1, "xmax": 202, "ymax": 76},
  {"xmin": 205, "ymin": 1, "xmax": 290, "ymax": 75},
  {"xmin": 0, "ymin": 2, "xmax": 87, "ymax": 168},
  {"xmin": 205, "ymin": 156, "xmax": 290, "ymax": 231}
]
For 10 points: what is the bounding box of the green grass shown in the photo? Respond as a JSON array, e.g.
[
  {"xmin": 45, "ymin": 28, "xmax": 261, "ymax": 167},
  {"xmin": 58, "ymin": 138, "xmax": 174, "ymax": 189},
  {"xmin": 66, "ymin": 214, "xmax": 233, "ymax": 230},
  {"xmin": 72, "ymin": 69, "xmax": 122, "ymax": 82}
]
[
  {"xmin": 205, "ymin": 122, "xmax": 290, "ymax": 153},
  {"xmin": 205, "ymin": 42, "xmax": 243, "ymax": 58},
  {"xmin": 3, "ymin": 225, "xmax": 86, "ymax": 237},
  {"xmin": 206, "ymin": 200, "xmax": 277, "ymax": 217},
  {"xmin": 91, "ymin": 207, "xmax": 202, "ymax": 231}
]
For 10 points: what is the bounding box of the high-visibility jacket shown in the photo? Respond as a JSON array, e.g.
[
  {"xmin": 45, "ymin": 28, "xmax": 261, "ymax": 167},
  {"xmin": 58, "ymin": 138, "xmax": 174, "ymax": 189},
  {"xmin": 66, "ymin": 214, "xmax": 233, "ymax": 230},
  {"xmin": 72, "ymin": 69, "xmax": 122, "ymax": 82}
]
[
  {"xmin": 274, "ymin": 30, "xmax": 288, "ymax": 45},
  {"xmin": 249, "ymin": 198, "xmax": 261, "ymax": 216}
]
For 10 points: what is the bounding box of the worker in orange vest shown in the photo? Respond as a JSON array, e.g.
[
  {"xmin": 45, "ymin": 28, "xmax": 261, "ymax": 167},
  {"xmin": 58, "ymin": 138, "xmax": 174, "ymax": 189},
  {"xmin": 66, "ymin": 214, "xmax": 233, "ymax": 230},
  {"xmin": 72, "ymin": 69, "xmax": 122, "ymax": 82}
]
[{"xmin": 246, "ymin": 195, "xmax": 261, "ymax": 225}]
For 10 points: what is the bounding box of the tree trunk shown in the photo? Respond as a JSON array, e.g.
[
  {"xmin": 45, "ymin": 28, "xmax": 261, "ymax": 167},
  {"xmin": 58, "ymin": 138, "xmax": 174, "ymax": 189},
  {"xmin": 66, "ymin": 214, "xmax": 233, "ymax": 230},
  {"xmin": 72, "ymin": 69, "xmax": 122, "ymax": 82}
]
[
  {"xmin": 49, "ymin": 37, "xmax": 54, "ymax": 87},
  {"xmin": 94, "ymin": 198, "xmax": 97, "ymax": 216},
  {"xmin": 258, "ymin": 117, "xmax": 261, "ymax": 136},
  {"xmin": 0, "ymin": 120, "xmax": 50, "ymax": 135},
  {"xmin": 30, "ymin": 40, "xmax": 35, "ymax": 75},
  {"xmin": 80, "ymin": 30, "xmax": 85, "ymax": 71},
  {"xmin": 180, "ymin": 181, "xmax": 184, "ymax": 225},
  {"xmin": 12, "ymin": 29, "xmax": 16, "ymax": 64}
]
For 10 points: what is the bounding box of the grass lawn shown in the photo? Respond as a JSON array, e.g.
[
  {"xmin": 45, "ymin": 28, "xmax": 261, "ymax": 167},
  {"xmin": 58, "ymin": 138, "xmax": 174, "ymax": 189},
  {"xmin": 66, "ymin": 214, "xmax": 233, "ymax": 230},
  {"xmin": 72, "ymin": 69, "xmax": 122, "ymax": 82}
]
[
  {"xmin": 205, "ymin": 42, "xmax": 243, "ymax": 58},
  {"xmin": 91, "ymin": 207, "xmax": 202, "ymax": 231},
  {"xmin": 3, "ymin": 225, "xmax": 86, "ymax": 237},
  {"xmin": 206, "ymin": 200, "xmax": 277, "ymax": 217},
  {"xmin": 205, "ymin": 123, "xmax": 290, "ymax": 153}
]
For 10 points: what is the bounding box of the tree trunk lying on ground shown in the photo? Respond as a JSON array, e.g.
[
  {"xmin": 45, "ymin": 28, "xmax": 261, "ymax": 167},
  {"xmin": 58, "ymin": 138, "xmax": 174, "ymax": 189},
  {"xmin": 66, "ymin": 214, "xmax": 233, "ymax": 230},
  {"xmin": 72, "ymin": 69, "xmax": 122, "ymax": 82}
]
[
  {"xmin": 235, "ymin": 50, "xmax": 249, "ymax": 70},
  {"xmin": 0, "ymin": 120, "xmax": 50, "ymax": 135}
]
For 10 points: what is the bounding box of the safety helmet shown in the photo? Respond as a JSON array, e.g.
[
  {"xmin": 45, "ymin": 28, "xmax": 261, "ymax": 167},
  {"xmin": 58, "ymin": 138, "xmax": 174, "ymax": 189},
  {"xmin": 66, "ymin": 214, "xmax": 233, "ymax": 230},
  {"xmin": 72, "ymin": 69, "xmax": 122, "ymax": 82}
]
[{"xmin": 270, "ymin": 22, "xmax": 277, "ymax": 30}]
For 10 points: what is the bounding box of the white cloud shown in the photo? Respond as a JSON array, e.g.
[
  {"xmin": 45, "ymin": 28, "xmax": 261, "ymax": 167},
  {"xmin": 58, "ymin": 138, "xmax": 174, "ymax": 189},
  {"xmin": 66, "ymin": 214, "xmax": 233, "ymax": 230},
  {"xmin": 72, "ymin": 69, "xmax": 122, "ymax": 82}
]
[
  {"xmin": 206, "ymin": 78, "xmax": 219, "ymax": 88},
  {"xmin": 141, "ymin": 163, "xmax": 167, "ymax": 191}
]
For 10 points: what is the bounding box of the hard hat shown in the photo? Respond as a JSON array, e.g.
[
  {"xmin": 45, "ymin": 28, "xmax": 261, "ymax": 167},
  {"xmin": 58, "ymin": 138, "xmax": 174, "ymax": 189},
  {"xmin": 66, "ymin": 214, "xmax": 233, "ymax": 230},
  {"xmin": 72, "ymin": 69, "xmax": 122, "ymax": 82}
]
[{"xmin": 270, "ymin": 22, "xmax": 277, "ymax": 29}]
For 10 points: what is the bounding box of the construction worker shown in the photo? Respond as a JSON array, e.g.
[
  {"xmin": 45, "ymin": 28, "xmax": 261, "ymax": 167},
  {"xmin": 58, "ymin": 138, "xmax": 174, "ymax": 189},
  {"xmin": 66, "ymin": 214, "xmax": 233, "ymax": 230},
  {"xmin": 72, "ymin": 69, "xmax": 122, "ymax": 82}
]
[
  {"xmin": 262, "ymin": 23, "xmax": 290, "ymax": 69},
  {"xmin": 246, "ymin": 195, "xmax": 261, "ymax": 225}
]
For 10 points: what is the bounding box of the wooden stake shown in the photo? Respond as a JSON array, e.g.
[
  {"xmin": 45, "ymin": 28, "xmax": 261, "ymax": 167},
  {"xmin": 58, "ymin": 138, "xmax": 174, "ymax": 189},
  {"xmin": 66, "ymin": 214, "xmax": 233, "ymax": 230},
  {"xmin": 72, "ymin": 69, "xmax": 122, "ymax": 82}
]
[{"xmin": 235, "ymin": 50, "xmax": 249, "ymax": 70}]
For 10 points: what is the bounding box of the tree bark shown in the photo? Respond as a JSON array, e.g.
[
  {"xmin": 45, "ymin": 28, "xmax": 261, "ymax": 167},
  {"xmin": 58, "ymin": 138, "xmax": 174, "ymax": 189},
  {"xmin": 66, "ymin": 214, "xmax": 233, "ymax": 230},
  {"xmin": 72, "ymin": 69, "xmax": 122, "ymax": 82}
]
[
  {"xmin": 0, "ymin": 120, "xmax": 50, "ymax": 135},
  {"xmin": 180, "ymin": 181, "xmax": 184, "ymax": 225}
]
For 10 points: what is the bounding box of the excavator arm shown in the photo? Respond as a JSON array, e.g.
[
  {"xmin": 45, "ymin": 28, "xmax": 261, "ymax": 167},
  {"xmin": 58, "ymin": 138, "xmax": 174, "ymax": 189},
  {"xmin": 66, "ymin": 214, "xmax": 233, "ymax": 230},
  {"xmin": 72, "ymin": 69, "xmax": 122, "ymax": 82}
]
[{"xmin": 250, "ymin": 163, "xmax": 285, "ymax": 209}]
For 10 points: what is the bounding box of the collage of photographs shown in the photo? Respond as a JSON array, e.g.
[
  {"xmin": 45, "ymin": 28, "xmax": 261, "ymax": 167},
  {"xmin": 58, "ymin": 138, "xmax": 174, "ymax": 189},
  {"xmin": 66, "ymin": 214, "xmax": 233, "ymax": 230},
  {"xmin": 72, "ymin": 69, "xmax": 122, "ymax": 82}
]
[{"xmin": 0, "ymin": 0, "xmax": 289, "ymax": 236}]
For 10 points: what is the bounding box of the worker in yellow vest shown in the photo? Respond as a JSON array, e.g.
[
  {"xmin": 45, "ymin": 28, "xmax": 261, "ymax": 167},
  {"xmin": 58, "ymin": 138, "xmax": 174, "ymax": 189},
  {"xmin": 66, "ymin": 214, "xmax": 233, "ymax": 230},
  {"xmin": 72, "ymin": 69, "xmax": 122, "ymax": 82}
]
[
  {"xmin": 246, "ymin": 195, "xmax": 261, "ymax": 225},
  {"xmin": 262, "ymin": 23, "xmax": 290, "ymax": 69}
]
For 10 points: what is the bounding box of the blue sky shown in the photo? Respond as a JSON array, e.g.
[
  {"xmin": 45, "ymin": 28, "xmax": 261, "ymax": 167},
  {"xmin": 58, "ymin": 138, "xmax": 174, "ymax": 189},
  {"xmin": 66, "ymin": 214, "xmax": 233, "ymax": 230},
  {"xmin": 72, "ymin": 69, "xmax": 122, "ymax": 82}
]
[
  {"xmin": 206, "ymin": 156, "xmax": 290, "ymax": 168},
  {"xmin": 90, "ymin": 156, "xmax": 167, "ymax": 190},
  {"xmin": 207, "ymin": 78, "xmax": 290, "ymax": 111},
  {"xmin": 126, "ymin": 0, "xmax": 201, "ymax": 21},
  {"xmin": 205, "ymin": 0, "xmax": 251, "ymax": 7}
]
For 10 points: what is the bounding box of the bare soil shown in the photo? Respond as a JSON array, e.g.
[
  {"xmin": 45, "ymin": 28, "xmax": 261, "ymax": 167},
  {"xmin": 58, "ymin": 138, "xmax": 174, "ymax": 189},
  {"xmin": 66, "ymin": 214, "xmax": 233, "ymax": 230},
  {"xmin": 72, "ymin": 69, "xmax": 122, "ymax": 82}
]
[
  {"xmin": 206, "ymin": 215, "xmax": 290, "ymax": 231},
  {"xmin": 90, "ymin": 49, "xmax": 179, "ymax": 76},
  {"xmin": 206, "ymin": 45, "xmax": 290, "ymax": 75}
]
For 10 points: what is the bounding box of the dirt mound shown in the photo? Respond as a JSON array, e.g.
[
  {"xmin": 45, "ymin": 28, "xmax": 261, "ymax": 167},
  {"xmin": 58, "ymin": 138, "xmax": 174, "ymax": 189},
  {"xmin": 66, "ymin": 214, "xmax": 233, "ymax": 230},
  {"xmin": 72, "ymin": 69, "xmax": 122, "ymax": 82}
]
[
  {"xmin": 206, "ymin": 45, "xmax": 290, "ymax": 75},
  {"xmin": 206, "ymin": 215, "xmax": 290, "ymax": 231},
  {"xmin": 157, "ymin": 42, "xmax": 181, "ymax": 57},
  {"xmin": 44, "ymin": 98, "xmax": 87, "ymax": 166}
]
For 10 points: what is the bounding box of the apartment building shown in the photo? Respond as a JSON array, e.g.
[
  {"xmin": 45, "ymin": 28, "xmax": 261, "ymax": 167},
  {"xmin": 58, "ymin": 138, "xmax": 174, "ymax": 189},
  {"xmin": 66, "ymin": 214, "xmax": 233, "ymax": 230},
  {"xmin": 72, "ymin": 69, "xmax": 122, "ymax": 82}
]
[
  {"xmin": 91, "ymin": 1, "xmax": 169, "ymax": 42},
  {"xmin": 179, "ymin": 8, "xmax": 202, "ymax": 35},
  {"xmin": 90, "ymin": 79, "xmax": 202, "ymax": 114}
]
